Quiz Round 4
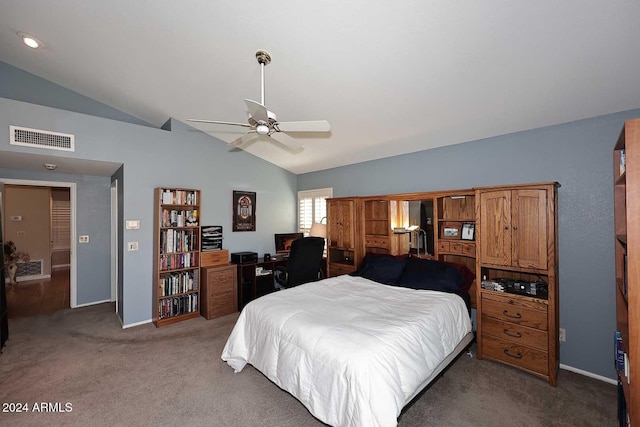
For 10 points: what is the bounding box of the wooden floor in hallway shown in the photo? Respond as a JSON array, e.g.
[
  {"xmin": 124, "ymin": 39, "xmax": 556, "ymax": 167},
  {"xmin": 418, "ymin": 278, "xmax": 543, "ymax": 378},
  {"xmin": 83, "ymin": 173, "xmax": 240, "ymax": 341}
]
[{"xmin": 6, "ymin": 267, "xmax": 70, "ymax": 318}]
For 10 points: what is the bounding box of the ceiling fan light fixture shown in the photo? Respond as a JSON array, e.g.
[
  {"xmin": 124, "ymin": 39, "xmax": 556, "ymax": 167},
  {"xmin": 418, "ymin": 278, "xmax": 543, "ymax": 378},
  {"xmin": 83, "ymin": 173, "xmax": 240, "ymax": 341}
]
[
  {"xmin": 256, "ymin": 124, "xmax": 270, "ymax": 135},
  {"xmin": 17, "ymin": 32, "xmax": 43, "ymax": 49}
]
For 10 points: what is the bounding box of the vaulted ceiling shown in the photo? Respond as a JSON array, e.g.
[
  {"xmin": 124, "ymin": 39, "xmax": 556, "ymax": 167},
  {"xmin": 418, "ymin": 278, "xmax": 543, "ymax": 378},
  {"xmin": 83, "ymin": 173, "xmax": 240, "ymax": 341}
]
[{"xmin": 1, "ymin": 1, "xmax": 639, "ymax": 174}]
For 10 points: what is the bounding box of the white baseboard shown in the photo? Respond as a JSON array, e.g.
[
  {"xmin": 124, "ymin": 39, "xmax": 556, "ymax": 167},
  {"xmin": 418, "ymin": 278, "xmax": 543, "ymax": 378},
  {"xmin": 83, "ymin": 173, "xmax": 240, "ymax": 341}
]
[
  {"xmin": 122, "ymin": 318, "xmax": 153, "ymax": 329},
  {"xmin": 5, "ymin": 273, "xmax": 51, "ymax": 283},
  {"xmin": 52, "ymin": 264, "xmax": 71, "ymax": 269},
  {"xmin": 560, "ymin": 363, "xmax": 617, "ymax": 385}
]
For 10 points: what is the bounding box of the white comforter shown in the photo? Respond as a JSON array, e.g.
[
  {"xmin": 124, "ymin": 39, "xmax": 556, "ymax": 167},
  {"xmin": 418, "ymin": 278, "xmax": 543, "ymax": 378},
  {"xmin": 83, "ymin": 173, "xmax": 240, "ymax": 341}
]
[{"xmin": 221, "ymin": 274, "xmax": 472, "ymax": 427}]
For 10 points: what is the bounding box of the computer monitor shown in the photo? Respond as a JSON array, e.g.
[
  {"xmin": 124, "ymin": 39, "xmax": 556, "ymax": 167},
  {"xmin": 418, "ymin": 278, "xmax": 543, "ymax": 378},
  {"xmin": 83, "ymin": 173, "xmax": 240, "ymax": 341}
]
[{"xmin": 274, "ymin": 232, "xmax": 304, "ymax": 254}]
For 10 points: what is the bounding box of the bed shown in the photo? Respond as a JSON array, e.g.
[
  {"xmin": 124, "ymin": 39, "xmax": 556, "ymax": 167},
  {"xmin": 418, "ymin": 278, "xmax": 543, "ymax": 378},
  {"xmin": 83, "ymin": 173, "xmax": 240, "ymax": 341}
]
[{"xmin": 221, "ymin": 256, "xmax": 474, "ymax": 427}]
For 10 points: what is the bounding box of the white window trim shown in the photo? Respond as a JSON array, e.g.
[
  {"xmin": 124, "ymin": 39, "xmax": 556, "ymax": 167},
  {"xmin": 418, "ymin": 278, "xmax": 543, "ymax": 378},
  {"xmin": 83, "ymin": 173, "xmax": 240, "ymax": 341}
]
[{"xmin": 298, "ymin": 187, "xmax": 333, "ymax": 236}]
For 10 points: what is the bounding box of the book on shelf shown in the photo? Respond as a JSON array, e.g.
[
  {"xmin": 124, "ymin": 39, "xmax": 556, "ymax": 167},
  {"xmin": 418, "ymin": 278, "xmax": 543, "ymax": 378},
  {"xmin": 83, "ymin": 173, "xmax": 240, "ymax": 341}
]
[
  {"xmin": 620, "ymin": 149, "xmax": 626, "ymax": 176},
  {"xmin": 616, "ymin": 331, "xmax": 625, "ymax": 372}
]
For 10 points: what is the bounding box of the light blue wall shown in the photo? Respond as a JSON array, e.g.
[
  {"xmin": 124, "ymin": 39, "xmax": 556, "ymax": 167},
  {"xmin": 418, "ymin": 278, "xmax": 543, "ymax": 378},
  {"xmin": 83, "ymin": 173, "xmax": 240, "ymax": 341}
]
[
  {"xmin": 0, "ymin": 61, "xmax": 152, "ymax": 127},
  {"xmin": 0, "ymin": 97, "xmax": 297, "ymax": 326},
  {"xmin": 299, "ymin": 109, "xmax": 640, "ymax": 380}
]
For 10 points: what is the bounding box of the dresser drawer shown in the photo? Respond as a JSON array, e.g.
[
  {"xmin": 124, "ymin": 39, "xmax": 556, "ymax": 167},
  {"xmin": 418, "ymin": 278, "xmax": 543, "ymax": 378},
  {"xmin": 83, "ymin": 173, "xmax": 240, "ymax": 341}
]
[
  {"xmin": 365, "ymin": 236, "xmax": 389, "ymax": 248},
  {"xmin": 211, "ymin": 292, "xmax": 236, "ymax": 317},
  {"xmin": 438, "ymin": 241, "xmax": 450, "ymax": 252},
  {"xmin": 462, "ymin": 242, "xmax": 475, "ymax": 256},
  {"xmin": 201, "ymin": 250, "xmax": 229, "ymax": 267},
  {"xmin": 481, "ymin": 297, "xmax": 547, "ymax": 330},
  {"xmin": 482, "ymin": 335, "xmax": 548, "ymax": 376},
  {"xmin": 449, "ymin": 241, "xmax": 463, "ymax": 253},
  {"xmin": 481, "ymin": 316, "xmax": 548, "ymax": 350}
]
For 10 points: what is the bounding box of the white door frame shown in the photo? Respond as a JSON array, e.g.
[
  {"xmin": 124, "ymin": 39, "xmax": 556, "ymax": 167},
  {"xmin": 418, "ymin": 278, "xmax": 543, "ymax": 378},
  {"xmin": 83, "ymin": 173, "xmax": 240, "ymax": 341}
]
[
  {"xmin": 110, "ymin": 179, "xmax": 118, "ymax": 311},
  {"xmin": 1, "ymin": 178, "xmax": 78, "ymax": 307}
]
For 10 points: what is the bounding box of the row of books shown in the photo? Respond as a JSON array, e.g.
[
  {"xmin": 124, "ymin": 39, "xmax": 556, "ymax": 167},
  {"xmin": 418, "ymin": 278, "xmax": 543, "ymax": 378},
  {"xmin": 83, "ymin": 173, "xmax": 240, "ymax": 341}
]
[
  {"xmin": 161, "ymin": 208, "xmax": 199, "ymax": 227},
  {"xmin": 159, "ymin": 270, "xmax": 199, "ymax": 297},
  {"xmin": 159, "ymin": 253, "xmax": 198, "ymax": 271},
  {"xmin": 158, "ymin": 294, "xmax": 198, "ymax": 319},
  {"xmin": 161, "ymin": 189, "xmax": 198, "ymax": 206},
  {"xmin": 160, "ymin": 229, "xmax": 198, "ymax": 254},
  {"xmin": 615, "ymin": 331, "xmax": 630, "ymax": 383},
  {"xmin": 620, "ymin": 149, "xmax": 626, "ymax": 176}
]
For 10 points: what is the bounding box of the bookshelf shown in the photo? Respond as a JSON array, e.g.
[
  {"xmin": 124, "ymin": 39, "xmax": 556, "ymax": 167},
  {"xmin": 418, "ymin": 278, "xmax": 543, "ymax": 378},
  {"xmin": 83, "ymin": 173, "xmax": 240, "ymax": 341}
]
[
  {"xmin": 153, "ymin": 187, "xmax": 201, "ymax": 327},
  {"xmin": 614, "ymin": 118, "xmax": 639, "ymax": 424}
]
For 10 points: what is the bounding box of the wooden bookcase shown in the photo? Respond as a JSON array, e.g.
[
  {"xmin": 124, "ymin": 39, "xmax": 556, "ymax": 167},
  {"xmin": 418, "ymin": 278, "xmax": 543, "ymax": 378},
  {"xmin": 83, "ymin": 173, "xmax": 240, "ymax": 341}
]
[
  {"xmin": 433, "ymin": 192, "xmax": 477, "ymax": 306},
  {"xmin": 614, "ymin": 118, "xmax": 640, "ymax": 423},
  {"xmin": 152, "ymin": 187, "xmax": 201, "ymax": 327},
  {"xmin": 475, "ymin": 182, "xmax": 559, "ymax": 386}
]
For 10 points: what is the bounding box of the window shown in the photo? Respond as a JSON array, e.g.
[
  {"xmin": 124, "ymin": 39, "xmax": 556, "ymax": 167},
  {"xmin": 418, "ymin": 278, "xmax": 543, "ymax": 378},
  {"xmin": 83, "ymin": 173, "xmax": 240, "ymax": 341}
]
[
  {"xmin": 298, "ymin": 188, "xmax": 332, "ymax": 236},
  {"xmin": 51, "ymin": 189, "xmax": 71, "ymax": 250}
]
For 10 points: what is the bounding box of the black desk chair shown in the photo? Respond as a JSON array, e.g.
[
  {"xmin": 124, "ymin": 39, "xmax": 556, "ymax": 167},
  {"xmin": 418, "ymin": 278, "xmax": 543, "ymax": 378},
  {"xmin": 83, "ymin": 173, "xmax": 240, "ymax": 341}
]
[{"xmin": 274, "ymin": 237, "xmax": 325, "ymax": 289}]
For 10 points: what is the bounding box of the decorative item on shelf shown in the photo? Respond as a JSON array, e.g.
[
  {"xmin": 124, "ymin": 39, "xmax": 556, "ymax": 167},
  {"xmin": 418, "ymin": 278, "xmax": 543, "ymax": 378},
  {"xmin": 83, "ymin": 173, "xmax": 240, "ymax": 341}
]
[
  {"xmin": 3, "ymin": 240, "xmax": 30, "ymax": 285},
  {"xmin": 461, "ymin": 223, "xmax": 475, "ymax": 241},
  {"xmin": 233, "ymin": 190, "xmax": 256, "ymax": 232},
  {"xmin": 440, "ymin": 223, "xmax": 461, "ymax": 239}
]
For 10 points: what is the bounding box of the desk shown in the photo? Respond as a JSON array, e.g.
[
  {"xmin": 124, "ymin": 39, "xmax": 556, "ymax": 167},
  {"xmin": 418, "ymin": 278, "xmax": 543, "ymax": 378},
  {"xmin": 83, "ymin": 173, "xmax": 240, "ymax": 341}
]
[
  {"xmin": 233, "ymin": 257, "xmax": 328, "ymax": 309},
  {"xmin": 234, "ymin": 258, "xmax": 287, "ymax": 309}
]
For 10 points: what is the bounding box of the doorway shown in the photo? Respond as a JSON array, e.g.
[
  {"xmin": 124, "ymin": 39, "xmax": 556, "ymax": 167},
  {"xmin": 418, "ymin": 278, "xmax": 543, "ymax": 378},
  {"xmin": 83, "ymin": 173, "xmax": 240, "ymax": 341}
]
[{"xmin": 1, "ymin": 179, "xmax": 77, "ymax": 317}]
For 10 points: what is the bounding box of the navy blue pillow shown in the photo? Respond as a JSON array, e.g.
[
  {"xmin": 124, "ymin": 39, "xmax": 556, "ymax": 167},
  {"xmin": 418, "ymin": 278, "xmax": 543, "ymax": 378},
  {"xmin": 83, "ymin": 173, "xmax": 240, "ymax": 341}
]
[
  {"xmin": 352, "ymin": 255, "xmax": 407, "ymax": 285},
  {"xmin": 396, "ymin": 257, "xmax": 465, "ymax": 293}
]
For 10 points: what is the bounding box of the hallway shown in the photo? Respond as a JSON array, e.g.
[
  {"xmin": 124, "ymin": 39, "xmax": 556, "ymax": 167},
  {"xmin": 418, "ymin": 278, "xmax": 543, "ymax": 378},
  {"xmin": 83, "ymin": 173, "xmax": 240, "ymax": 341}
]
[{"xmin": 6, "ymin": 267, "xmax": 70, "ymax": 318}]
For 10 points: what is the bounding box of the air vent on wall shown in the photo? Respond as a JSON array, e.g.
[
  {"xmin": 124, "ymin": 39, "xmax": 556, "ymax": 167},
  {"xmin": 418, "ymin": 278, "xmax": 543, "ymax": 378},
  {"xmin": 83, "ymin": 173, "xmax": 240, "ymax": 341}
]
[{"xmin": 10, "ymin": 125, "xmax": 75, "ymax": 152}]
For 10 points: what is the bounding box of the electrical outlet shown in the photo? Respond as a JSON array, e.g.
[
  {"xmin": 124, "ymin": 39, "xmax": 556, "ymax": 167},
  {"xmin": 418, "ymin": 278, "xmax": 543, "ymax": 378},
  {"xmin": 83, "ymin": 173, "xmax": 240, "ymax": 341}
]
[
  {"xmin": 127, "ymin": 242, "xmax": 139, "ymax": 251},
  {"xmin": 79, "ymin": 235, "xmax": 89, "ymax": 243},
  {"xmin": 559, "ymin": 328, "xmax": 566, "ymax": 342}
]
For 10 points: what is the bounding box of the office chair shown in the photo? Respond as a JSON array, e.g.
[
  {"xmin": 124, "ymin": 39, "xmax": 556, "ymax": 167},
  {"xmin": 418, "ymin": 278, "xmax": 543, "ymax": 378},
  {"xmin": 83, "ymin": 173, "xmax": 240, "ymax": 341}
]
[{"xmin": 274, "ymin": 236, "xmax": 325, "ymax": 289}]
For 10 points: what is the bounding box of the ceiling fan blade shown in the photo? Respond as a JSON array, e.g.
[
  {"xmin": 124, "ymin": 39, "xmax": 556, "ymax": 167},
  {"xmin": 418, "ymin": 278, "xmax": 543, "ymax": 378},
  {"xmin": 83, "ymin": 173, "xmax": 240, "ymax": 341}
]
[
  {"xmin": 276, "ymin": 120, "xmax": 331, "ymax": 133},
  {"xmin": 229, "ymin": 132, "xmax": 258, "ymax": 147},
  {"xmin": 186, "ymin": 118, "xmax": 250, "ymax": 127},
  {"xmin": 267, "ymin": 135, "xmax": 304, "ymax": 154},
  {"xmin": 244, "ymin": 99, "xmax": 269, "ymax": 123}
]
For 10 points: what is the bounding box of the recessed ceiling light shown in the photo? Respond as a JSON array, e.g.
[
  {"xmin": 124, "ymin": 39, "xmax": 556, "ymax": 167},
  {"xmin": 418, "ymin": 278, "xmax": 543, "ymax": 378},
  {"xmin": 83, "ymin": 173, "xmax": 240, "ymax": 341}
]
[
  {"xmin": 43, "ymin": 163, "xmax": 57, "ymax": 171},
  {"xmin": 17, "ymin": 32, "xmax": 43, "ymax": 49}
]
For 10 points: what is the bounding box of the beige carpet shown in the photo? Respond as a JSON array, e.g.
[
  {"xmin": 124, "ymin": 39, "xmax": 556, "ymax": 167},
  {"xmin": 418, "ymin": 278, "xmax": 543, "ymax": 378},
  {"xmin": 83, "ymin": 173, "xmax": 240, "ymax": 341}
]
[{"xmin": 0, "ymin": 302, "xmax": 616, "ymax": 427}]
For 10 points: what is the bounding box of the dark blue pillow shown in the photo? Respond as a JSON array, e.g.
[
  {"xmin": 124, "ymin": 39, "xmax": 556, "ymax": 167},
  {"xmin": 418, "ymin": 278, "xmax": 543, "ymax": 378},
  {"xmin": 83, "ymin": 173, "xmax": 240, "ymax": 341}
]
[
  {"xmin": 351, "ymin": 255, "xmax": 407, "ymax": 285},
  {"xmin": 396, "ymin": 257, "xmax": 465, "ymax": 293}
]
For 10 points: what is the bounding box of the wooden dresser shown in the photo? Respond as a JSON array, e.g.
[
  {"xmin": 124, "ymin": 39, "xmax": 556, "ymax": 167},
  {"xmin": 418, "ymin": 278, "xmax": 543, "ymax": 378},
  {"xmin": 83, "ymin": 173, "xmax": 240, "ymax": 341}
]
[
  {"xmin": 200, "ymin": 250, "xmax": 237, "ymax": 320},
  {"xmin": 475, "ymin": 182, "xmax": 559, "ymax": 385}
]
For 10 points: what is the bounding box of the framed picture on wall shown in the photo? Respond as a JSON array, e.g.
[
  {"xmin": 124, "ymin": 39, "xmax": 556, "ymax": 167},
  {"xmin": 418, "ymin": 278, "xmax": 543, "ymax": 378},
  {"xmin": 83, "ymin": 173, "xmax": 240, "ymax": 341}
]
[
  {"xmin": 232, "ymin": 190, "xmax": 256, "ymax": 231},
  {"xmin": 461, "ymin": 223, "xmax": 475, "ymax": 241}
]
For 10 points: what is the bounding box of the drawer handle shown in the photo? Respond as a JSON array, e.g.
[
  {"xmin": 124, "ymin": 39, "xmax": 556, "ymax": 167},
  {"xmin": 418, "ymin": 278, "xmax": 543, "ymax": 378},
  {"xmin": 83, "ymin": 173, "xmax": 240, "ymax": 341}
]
[
  {"xmin": 503, "ymin": 348, "xmax": 523, "ymax": 359},
  {"xmin": 503, "ymin": 329, "xmax": 522, "ymax": 338},
  {"xmin": 502, "ymin": 310, "xmax": 522, "ymax": 319}
]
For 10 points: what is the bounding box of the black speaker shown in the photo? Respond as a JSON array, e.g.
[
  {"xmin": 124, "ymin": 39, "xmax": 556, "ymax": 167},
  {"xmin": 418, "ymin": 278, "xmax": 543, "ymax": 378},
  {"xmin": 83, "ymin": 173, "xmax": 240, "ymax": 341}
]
[{"xmin": 263, "ymin": 253, "xmax": 271, "ymax": 261}]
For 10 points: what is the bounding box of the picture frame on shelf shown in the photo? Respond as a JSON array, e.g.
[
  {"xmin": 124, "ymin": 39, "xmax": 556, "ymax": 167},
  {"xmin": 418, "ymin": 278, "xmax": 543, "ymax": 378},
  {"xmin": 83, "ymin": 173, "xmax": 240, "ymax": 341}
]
[
  {"xmin": 232, "ymin": 190, "xmax": 256, "ymax": 232},
  {"xmin": 461, "ymin": 223, "xmax": 475, "ymax": 241},
  {"xmin": 440, "ymin": 222, "xmax": 460, "ymax": 239}
]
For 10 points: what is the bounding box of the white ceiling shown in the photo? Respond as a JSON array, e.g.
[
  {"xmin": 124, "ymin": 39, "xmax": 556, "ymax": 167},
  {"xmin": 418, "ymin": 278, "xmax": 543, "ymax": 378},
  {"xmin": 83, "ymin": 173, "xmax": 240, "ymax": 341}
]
[{"xmin": 1, "ymin": 1, "xmax": 639, "ymax": 174}]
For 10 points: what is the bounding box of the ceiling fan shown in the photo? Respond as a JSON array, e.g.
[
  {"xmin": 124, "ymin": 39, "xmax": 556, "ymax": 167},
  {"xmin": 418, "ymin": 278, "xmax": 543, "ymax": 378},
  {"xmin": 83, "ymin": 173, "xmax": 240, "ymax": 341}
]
[{"xmin": 187, "ymin": 50, "xmax": 330, "ymax": 151}]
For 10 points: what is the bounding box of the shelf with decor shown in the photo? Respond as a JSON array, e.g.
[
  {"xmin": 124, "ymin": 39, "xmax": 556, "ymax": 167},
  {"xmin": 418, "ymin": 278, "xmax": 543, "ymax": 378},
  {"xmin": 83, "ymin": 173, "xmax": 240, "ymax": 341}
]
[
  {"xmin": 153, "ymin": 187, "xmax": 201, "ymax": 327},
  {"xmin": 433, "ymin": 192, "xmax": 477, "ymax": 306},
  {"xmin": 362, "ymin": 198, "xmax": 407, "ymax": 256},
  {"xmin": 614, "ymin": 118, "xmax": 639, "ymax": 425}
]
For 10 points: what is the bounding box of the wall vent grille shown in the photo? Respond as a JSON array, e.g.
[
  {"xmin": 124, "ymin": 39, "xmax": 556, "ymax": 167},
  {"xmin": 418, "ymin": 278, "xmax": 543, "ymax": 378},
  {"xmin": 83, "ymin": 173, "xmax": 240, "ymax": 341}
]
[
  {"xmin": 17, "ymin": 259, "xmax": 44, "ymax": 277},
  {"xmin": 10, "ymin": 125, "xmax": 75, "ymax": 152}
]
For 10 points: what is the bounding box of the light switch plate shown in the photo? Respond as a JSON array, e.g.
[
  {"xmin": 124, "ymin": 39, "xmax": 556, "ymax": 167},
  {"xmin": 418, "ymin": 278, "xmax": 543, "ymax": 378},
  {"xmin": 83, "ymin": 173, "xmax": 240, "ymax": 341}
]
[
  {"xmin": 126, "ymin": 219, "xmax": 141, "ymax": 229},
  {"xmin": 127, "ymin": 242, "xmax": 139, "ymax": 251}
]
